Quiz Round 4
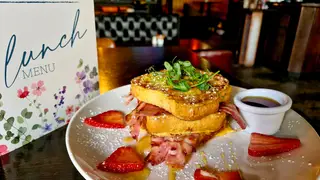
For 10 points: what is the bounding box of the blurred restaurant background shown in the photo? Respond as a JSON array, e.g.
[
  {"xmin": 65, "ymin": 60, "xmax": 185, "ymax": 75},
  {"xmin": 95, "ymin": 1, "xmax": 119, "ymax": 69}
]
[{"xmin": 93, "ymin": 0, "xmax": 320, "ymax": 74}]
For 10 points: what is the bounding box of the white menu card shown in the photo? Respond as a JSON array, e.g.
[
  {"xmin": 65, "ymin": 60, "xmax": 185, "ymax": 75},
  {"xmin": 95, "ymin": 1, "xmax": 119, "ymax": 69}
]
[{"xmin": 0, "ymin": 0, "xmax": 99, "ymax": 154}]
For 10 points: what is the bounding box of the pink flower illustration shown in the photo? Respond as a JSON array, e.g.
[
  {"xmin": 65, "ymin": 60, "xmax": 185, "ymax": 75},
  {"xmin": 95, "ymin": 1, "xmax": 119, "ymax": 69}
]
[
  {"xmin": 31, "ymin": 80, "xmax": 46, "ymax": 96},
  {"xmin": 0, "ymin": 145, "xmax": 9, "ymax": 165},
  {"xmin": 66, "ymin": 105, "xmax": 74, "ymax": 115},
  {"xmin": 44, "ymin": 108, "xmax": 49, "ymax": 114},
  {"xmin": 17, "ymin": 86, "xmax": 30, "ymax": 98}
]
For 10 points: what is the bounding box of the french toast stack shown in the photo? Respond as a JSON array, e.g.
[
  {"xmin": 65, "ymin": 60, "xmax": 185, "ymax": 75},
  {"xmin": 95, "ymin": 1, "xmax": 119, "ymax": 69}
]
[{"xmin": 125, "ymin": 60, "xmax": 232, "ymax": 168}]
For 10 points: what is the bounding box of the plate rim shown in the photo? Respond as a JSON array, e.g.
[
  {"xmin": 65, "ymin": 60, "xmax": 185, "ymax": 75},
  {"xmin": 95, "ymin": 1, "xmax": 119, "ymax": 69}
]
[{"xmin": 65, "ymin": 84, "xmax": 320, "ymax": 180}]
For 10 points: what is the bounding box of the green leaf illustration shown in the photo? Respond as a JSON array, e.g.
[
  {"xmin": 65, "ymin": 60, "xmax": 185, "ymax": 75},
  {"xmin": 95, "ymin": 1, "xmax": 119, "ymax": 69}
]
[
  {"xmin": 7, "ymin": 131, "xmax": 14, "ymax": 137},
  {"xmin": 89, "ymin": 72, "xmax": 94, "ymax": 79},
  {"xmin": 11, "ymin": 136, "xmax": 20, "ymax": 144},
  {"xmin": 57, "ymin": 117, "xmax": 65, "ymax": 122},
  {"xmin": 4, "ymin": 123, "xmax": 12, "ymax": 131},
  {"xmin": 32, "ymin": 124, "xmax": 42, "ymax": 130},
  {"xmin": 0, "ymin": 134, "xmax": 3, "ymax": 140},
  {"xmin": 0, "ymin": 110, "xmax": 5, "ymax": 121},
  {"xmin": 0, "ymin": 101, "xmax": 3, "ymax": 107},
  {"xmin": 0, "ymin": 93, "xmax": 2, "ymax": 99},
  {"xmin": 85, "ymin": 65, "xmax": 90, "ymax": 73},
  {"xmin": 22, "ymin": 140, "xmax": 29, "ymax": 145},
  {"xmin": 23, "ymin": 135, "xmax": 32, "ymax": 145},
  {"xmin": 7, "ymin": 117, "xmax": 14, "ymax": 124},
  {"xmin": 25, "ymin": 135, "xmax": 32, "ymax": 141},
  {"xmin": 18, "ymin": 127, "xmax": 27, "ymax": 136},
  {"xmin": 21, "ymin": 108, "xmax": 28, "ymax": 117},
  {"xmin": 25, "ymin": 112, "xmax": 32, "ymax": 119},
  {"xmin": 21, "ymin": 108, "xmax": 32, "ymax": 119},
  {"xmin": 39, "ymin": 113, "xmax": 43, "ymax": 117},
  {"xmin": 93, "ymin": 82, "xmax": 99, "ymax": 91},
  {"xmin": 5, "ymin": 135, "xmax": 10, "ymax": 140},
  {"xmin": 17, "ymin": 116, "xmax": 24, "ymax": 124},
  {"xmin": 77, "ymin": 58, "xmax": 84, "ymax": 68}
]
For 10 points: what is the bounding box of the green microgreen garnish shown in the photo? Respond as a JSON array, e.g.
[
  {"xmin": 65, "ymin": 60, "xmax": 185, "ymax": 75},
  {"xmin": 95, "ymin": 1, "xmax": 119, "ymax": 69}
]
[
  {"xmin": 146, "ymin": 65, "xmax": 156, "ymax": 73},
  {"xmin": 163, "ymin": 59, "xmax": 220, "ymax": 92}
]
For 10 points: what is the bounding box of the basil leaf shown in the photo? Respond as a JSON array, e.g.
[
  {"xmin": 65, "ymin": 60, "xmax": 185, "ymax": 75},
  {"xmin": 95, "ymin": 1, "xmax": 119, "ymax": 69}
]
[
  {"xmin": 164, "ymin": 59, "xmax": 220, "ymax": 92},
  {"xmin": 173, "ymin": 80, "xmax": 190, "ymax": 92},
  {"xmin": 179, "ymin": 61, "xmax": 192, "ymax": 67},
  {"xmin": 172, "ymin": 63, "xmax": 181, "ymax": 80},
  {"xmin": 183, "ymin": 66, "xmax": 195, "ymax": 77},
  {"xmin": 168, "ymin": 71, "xmax": 174, "ymax": 77},
  {"xmin": 167, "ymin": 77, "xmax": 174, "ymax": 86},
  {"xmin": 164, "ymin": 61, "xmax": 173, "ymax": 71},
  {"xmin": 198, "ymin": 83, "xmax": 210, "ymax": 91},
  {"xmin": 212, "ymin": 70, "xmax": 220, "ymax": 78}
]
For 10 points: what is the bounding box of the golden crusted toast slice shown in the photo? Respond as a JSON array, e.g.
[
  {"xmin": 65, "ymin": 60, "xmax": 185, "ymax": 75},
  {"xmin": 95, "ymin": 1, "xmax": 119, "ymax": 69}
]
[
  {"xmin": 144, "ymin": 111, "xmax": 226, "ymax": 136},
  {"xmin": 130, "ymin": 69, "xmax": 232, "ymax": 121}
]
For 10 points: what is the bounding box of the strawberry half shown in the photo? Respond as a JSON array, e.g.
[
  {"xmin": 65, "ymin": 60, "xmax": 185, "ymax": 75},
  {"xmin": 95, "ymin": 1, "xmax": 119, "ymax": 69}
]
[
  {"xmin": 248, "ymin": 133, "xmax": 301, "ymax": 157},
  {"xmin": 194, "ymin": 169, "xmax": 242, "ymax": 180},
  {"xmin": 216, "ymin": 171, "xmax": 242, "ymax": 180},
  {"xmin": 97, "ymin": 146, "xmax": 145, "ymax": 173},
  {"xmin": 250, "ymin": 133, "xmax": 300, "ymax": 145},
  {"xmin": 84, "ymin": 110, "xmax": 125, "ymax": 128}
]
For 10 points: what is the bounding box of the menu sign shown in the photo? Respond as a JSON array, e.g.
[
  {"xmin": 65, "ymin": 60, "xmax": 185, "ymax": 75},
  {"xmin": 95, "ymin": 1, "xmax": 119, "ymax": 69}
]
[{"xmin": 0, "ymin": 0, "xmax": 99, "ymax": 154}]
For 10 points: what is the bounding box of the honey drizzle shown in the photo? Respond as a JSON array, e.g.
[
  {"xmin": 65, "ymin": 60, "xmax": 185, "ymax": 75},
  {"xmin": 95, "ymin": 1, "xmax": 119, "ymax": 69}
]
[
  {"xmin": 168, "ymin": 166, "xmax": 178, "ymax": 180},
  {"xmin": 135, "ymin": 135, "xmax": 151, "ymax": 155}
]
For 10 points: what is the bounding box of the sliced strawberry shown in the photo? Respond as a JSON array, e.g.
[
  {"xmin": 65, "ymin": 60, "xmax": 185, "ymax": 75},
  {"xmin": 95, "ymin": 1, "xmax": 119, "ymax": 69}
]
[
  {"xmin": 194, "ymin": 169, "xmax": 242, "ymax": 180},
  {"xmin": 215, "ymin": 171, "xmax": 242, "ymax": 180},
  {"xmin": 97, "ymin": 146, "xmax": 145, "ymax": 173},
  {"xmin": 194, "ymin": 169, "xmax": 217, "ymax": 180},
  {"xmin": 248, "ymin": 141, "xmax": 301, "ymax": 157},
  {"xmin": 84, "ymin": 110, "xmax": 125, "ymax": 128},
  {"xmin": 248, "ymin": 133, "xmax": 301, "ymax": 157},
  {"xmin": 250, "ymin": 133, "xmax": 300, "ymax": 145}
]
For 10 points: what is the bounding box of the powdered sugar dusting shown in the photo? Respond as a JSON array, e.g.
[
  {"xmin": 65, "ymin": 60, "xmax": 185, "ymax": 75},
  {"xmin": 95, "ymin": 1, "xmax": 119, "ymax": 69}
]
[{"xmin": 175, "ymin": 159, "xmax": 197, "ymax": 180}]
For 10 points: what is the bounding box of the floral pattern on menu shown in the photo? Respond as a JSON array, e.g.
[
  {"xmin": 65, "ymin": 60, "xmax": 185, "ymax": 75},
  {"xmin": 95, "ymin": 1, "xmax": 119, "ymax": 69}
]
[{"xmin": 0, "ymin": 59, "xmax": 99, "ymax": 155}]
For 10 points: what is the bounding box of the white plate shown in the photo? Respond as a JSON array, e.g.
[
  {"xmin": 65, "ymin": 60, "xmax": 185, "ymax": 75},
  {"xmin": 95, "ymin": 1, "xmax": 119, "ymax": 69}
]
[{"xmin": 66, "ymin": 85, "xmax": 320, "ymax": 180}]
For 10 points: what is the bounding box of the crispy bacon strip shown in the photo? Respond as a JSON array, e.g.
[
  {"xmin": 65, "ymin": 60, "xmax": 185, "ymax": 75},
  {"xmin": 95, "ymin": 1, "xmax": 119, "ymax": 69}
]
[
  {"xmin": 126, "ymin": 109, "xmax": 144, "ymax": 140},
  {"xmin": 123, "ymin": 92, "xmax": 134, "ymax": 105},
  {"xmin": 126, "ymin": 102, "xmax": 168, "ymax": 140},
  {"xmin": 137, "ymin": 102, "xmax": 146, "ymax": 111},
  {"xmin": 136, "ymin": 103, "xmax": 166, "ymax": 116},
  {"xmin": 151, "ymin": 137, "xmax": 165, "ymax": 146},
  {"xmin": 146, "ymin": 135, "xmax": 199, "ymax": 168},
  {"xmin": 220, "ymin": 103, "xmax": 247, "ymax": 129},
  {"xmin": 184, "ymin": 134, "xmax": 199, "ymax": 147},
  {"xmin": 181, "ymin": 141, "xmax": 193, "ymax": 155},
  {"xmin": 165, "ymin": 136, "xmax": 183, "ymax": 142},
  {"xmin": 130, "ymin": 119, "xmax": 141, "ymax": 140},
  {"xmin": 146, "ymin": 142, "xmax": 170, "ymax": 166},
  {"xmin": 165, "ymin": 142, "xmax": 186, "ymax": 168},
  {"xmin": 125, "ymin": 111, "xmax": 137, "ymax": 126}
]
